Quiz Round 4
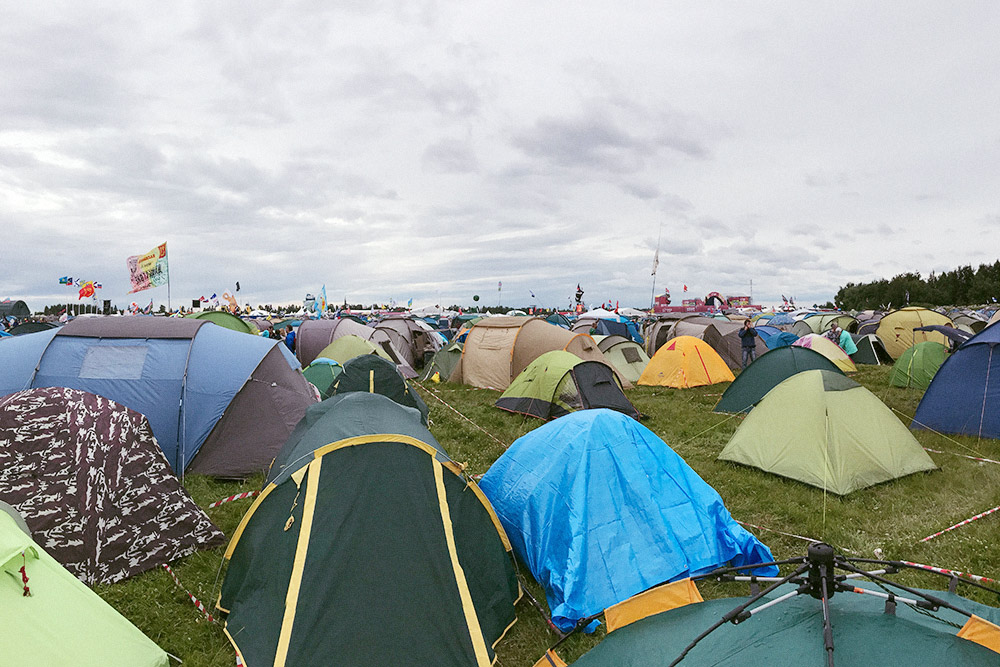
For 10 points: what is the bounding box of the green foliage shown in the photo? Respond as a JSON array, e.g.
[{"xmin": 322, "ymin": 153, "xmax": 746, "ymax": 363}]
[
  {"xmin": 836, "ymin": 261, "xmax": 1000, "ymax": 309},
  {"xmin": 95, "ymin": 366, "xmax": 1000, "ymax": 666}
]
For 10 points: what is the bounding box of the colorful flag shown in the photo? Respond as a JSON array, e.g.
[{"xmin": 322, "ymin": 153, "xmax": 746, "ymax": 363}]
[
  {"xmin": 498, "ymin": 281, "xmax": 502, "ymax": 291},
  {"xmin": 683, "ymin": 284, "xmax": 688, "ymax": 292},
  {"xmin": 127, "ymin": 243, "xmax": 169, "ymax": 294},
  {"xmin": 58, "ymin": 276, "xmax": 70, "ymax": 285},
  {"xmin": 407, "ymin": 297, "xmax": 413, "ymax": 308},
  {"xmin": 143, "ymin": 299, "xmax": 153, "ymax": 314},
  {"xmin": 78, "ymin": 281, "xmax": 95, "ymax": 300},
  {"xmin": 315, "ymin": 285, "xmax": 327, "ymax": 318}
]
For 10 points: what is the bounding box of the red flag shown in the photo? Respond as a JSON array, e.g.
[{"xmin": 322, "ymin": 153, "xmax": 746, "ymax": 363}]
[
  {"xmin": 78, "ymin": 282, "xmax": 95, "ymax": 300},
  {"xmin": 683, "ymin": 285, "xmax": 688, "ymax": 292}
]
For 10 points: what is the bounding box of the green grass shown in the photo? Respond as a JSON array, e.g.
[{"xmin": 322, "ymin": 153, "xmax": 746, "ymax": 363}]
[{"xmin": 94, "ymin": 365, "xmax": 1000, "ymax": 666}]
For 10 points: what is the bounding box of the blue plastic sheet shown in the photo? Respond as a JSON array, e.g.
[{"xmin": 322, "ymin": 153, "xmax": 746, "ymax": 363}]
[{"xmin": 480, "ymin": 409, "xmax": 777, "ymax": 631}]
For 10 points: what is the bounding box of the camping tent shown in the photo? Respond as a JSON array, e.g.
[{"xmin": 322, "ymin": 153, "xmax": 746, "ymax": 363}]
[
  {"xmin": 451, "ymin": 316, "xmax": 623, "ymax": 390},
  {"xmin": 876, "ymin": 307, "xmax": 953, "ymax": 359},
  {"xmin": 638, "ymin": 336, "xmax": 734, "ymax": 388},
  {"xmin": 567, "ymin": 577, "xmax": 1000, "ymax": 666},
  {"xmin": 719, "ymin": 370, "xmax": 936, "ymax": 495},
  {"xmin": 480, "ymin": 409, "xmax": 776, "ymax": 632},
  {"xmin": 330, "ymin": 354, "xmax": 429, "ymax": 425},
  {"xmin": 0, "ymin": 299, "xmax": 30, "ymax": 319},
  {"xmin": 301, "ymin": 358, "xmax": 343, "ymax": 399},
  {"xmin": 219, "ymin": 393, "xmax": 519, "ymax": 667},
  {"xmin": 0, "ymin": 508, "xmax": 170, "ymax": 666},
  {"xmin": 850, "ymin": 333, "xmax": 894, "ymax": 365},
  {"xmin": 296, "ymin": 317, "xmax": 414, "ymax": 372},
  {"xmin": 913, "ymin": 322, "xmax": 1000, "ymax": 440},
  {"xmin": 792, "ymin": 334, "xmax": 857, "ymax": 372},
  {"xmin": 595, "ymin": 334, "xmax": 650, "ymax": 384},
  {"xmin": 0, "ymin": 317, "xmax": 316, "ymax": 476},
  {"xmin": 421, "ymin": 337, "xmax": 464, "ymax": 381},
  {"xmin": 0, "ymin": 387, "xmax": 224, "ymax": 584},
  {"xmin": 185, "ymin": 310, "xmax": 259, "ymax": 334},
  {"xmin": 495, "ymin": 350, "xmax": 639, "ymax": 420},
  {"xmin": 374, "ymin": 314, "xmax": 443, "ymax": 368},
  {"xmin": 713, "ymin": 346, "xmax": 844, "ymax": 414},
  {"xmin": 889, "ymin": 341, "xmax": 946, "ymax": 389},
  {"xmin": 702, "ymin": 322, "xmax": 770, "ymax": 371}
]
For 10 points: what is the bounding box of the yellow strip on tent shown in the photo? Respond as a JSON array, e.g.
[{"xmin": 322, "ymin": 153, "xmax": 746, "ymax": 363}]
[
  {"xmin": 434, "ymin": 459, "xmax": 491, "ymax": 667},
  {"xmin": 274, "ymin": 458, "xmax": 322, "ymax": 667},
  {"xmin": 604, "ymin": 578, "xmax": 704, "ymax": 633},
  {"xmin": 958, "ymin": 615, "xmax": 1000, "ymax": 654}
]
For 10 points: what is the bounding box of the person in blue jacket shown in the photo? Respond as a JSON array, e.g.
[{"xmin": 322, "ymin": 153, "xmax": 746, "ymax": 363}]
[{"xmin": 738, "ymin": 319, "xmax": 758, "ymax": 368}]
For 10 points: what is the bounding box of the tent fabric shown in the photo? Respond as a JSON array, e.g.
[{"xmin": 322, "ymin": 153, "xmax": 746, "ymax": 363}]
[
  {"xmin": 595, "ymin": 335, "xmax": 650, "ymax": 384},
  {"xmin": 375, "ymin": 315, "xmax": 442, "ymax": 368},
  {"xmin": 571, "ymin": 581, "xmax": 1000, "ymax": 666},
  {"xmin": 421, "ymin": 337, "xmax": 464, "ymax": 381},
  {"xmin": 850, "ymin": 333, "xmax": 894, "ymax": 365},
  {"xmin": 0, "ymin": 299, "xmax": 31, "ymax": 319},
  {"xmin": 296, "ymin": 318, "xmax": 417, "ymax": 376},
  {"xmin": 702, "ymin": 322, "xmax": 769, "ymax": 370},
  {"xmin": 302, "ymin": 358, "xmax": 343, "ymax": 399},
  {"xmin": 765, "ymin": 331, "xmax": 800, "ymax": 349},
  {"xmin": 0, "ymin": 317, "xmax": 316, "ymax": 475},
  {"xmin": 220, "ymin": 393, "xmax": 519, "ymax": 667},
  {"xmin": 913, "ymin": 322, "xmax": 1000, "ymax": 440},
  {"xmin": 480, "ymin": 409, "xmax": 776, "ymax": 632},
  {"xmin": 495, "ymin": 350, "xmax": 639, "ymax": 421},
  {"xmin": 330, "ymin": 354, "xmax": 429, "ymax": 425},
  {"xmin": 713, "ymin": 346, "xmax": 844, "ymax": 413},
  {"xmin": 0, "ymin": 387, "xmax": 224, "ymax": 584},
  {"xmin": 889, "ymin": 341, "xmax": 946, "ymax": 389},
  {"xmin": 0, "ymin": 511, "xmax": 170, "ymax": 667},
  {"xmin": 7, "ymin": 321, "xmax": 57, "ymax": 335},
  {"xmin": 638, "ymin": 336, "xmax": 734, "ymax": 388},
  {"xmin": 186, "ymin": 310, "xmax": 258, "ymax": 334},
  {"xmin": 876, "ymin": 307, "xmax": 953, "ymax": 359},
  {"xmin": 454, "ymin": 317, "xmax": 624, "ymax": 390},
  {"xmin": 719, "ymin": 370, "xmax": 936, "ymax": 495},
  {"xmin": 791, "ymin": 334, "xmax": 857, "ymax": 372},
  {"xmin": 914, "ymin": 324, "xmax": 973, "ymax": 347}
]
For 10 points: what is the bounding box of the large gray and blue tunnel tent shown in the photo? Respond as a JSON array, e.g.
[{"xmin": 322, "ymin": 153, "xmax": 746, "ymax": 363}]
[
  {"xmin": 220, "ymin": 392, "xmax": 519, "ymax": 666},
  {"xmin": 480, "ymin": 409, "xmax": 777, "ymax": 632},
  {"xmin": 913, "ymin": 322, "xmax": 1000, "ymax": 440},
  {"xmin": 0, "ymin": 317, "xmax": 316, "ymax": 476}
]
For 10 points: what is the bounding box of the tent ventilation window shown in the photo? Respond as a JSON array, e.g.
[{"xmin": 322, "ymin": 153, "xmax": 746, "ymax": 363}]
[{"xmin": 79, "ymin": 345, "xmax": 149, "ymax": 380}]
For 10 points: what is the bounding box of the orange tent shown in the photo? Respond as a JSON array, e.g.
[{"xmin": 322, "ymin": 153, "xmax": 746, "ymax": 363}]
[{"xmin": 637, "ymin": 336, "xmax": 734, "ymax": 388}]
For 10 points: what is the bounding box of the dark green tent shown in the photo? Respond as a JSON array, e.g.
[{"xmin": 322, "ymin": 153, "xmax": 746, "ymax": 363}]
[
  {"xmin": 495, "ymin": 350, "xmax": 639, "ymax": 421},
  {"xmin": 568, "ymin": 574, "xmax": 1000, "ymax": 665},
  {"xmin": 851, "ymin": 333, "xmax": 894, "ymax": 365},
  {"xmin": 713, "ymin": 346, "xmax": 843, "ymax": 414},
  {"xmin": 219, "ymin": 393, "xmax": 520, "ymax": 667},
  {"xmin": 301, "ymin": 358, "xmax": 342, "ymax": 399},
  {"xmin": 422, "ymin": 337, "xmax": 464, "ymax": 381},
  {"xmin": 331, "ymin": 354, "xmax": 429, "ymax": 425},
  {"xmin": 889, "ymin": 341, "xmax": 946, "ymax": 389}
]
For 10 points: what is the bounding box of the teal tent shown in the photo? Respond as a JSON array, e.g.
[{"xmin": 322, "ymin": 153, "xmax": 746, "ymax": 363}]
[{"xmin": 713, "ymin": 346, "xmax": 843, "ymax": 413}]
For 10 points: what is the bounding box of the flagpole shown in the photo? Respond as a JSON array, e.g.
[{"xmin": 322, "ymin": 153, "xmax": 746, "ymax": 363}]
[{"xmin": 650, "ymin": 222, "xmax": 662, "ymax": 310}]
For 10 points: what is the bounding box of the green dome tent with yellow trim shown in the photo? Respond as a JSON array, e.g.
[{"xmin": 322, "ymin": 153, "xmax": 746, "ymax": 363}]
[{"xmin": 218, "ymin": 393, "xmax": 520, "ymax": 667}]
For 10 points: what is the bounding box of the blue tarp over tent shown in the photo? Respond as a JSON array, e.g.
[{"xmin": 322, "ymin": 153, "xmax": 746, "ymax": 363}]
[
  {"xmin": 0, "ymin": 318, "xmax": 312, "ymax": 473},
  {"xmin": 480, "ymin": 409, "xmax": 777, "ymax": 631},
  {"xmin": 913, "ymin": 321, "xmax": 1000, "ymax": 440}
]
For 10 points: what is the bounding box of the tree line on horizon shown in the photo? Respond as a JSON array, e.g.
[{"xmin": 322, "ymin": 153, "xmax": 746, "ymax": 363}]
[{"xmin": 835, "ymin": 261, "xmax": 1000, "ymax": 310}]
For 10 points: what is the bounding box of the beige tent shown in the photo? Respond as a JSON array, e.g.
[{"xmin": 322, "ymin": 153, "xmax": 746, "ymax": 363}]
[
  {"xmin": 596, "ymin": 335, "xmax": 650, "ymax": 384},
  {"xmin": 876, "ymin": 307, "xmax": 953, "ymax": 359},
  {"xmin": 451, "ymin": 316, "xmax": 627, "ymax": 389}
]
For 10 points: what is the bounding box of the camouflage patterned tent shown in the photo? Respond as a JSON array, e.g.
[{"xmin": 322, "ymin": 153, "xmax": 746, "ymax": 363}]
[{"xmin": 0, "ymin": 387, "xmax": 224, "ymax": 584}]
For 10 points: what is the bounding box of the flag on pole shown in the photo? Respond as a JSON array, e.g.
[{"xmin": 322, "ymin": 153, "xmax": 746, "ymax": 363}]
[
  {"xmin": 407, "ymin": 297, "xmax": 413, "ymax": 308},
  {"xmin": 315, "ymin": 285, "xmax": 327, "ymax": 318},
  {"xmin": 683, "ymin": 284, "xmax": 688, "ymax": 292},
  {"xmin": 127, "ymin": 243, "xmax": 169, "ymax": 293},
  {"xmin": 235, "ymin": 281, "xmax": 241, "ymax": 292},
  {"xmin": 58, "ymin": 276, "xmax": 71, "ymax": 285},
  {"xmin": 530, "ymin": 290, "xmax": 536, "ymax": 299},
  {"xmin": 78, "ymin": 281, "xmax": 95, "ymax": 300},
  {"xmin": 651, "ymin": 248, "xmax": 659, "ymax": 276},
  {"xmin": 498, "ymin": 281, "xmax": 502, "ymax": 291}
]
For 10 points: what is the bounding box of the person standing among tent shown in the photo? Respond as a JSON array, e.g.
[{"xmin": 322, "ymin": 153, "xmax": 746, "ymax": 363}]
[
  {"xmin": 832, "ymin": 324, "xmax": 858, "ymax": 356},
  {"xmin": 738, "ymin": 319, "xmax": 758, "ymax": 369}
]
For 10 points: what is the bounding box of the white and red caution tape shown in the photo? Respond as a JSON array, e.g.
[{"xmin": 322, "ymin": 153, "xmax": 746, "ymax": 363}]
[
  {"xmin": 208, "ymin": 490, "xmax": 260, "ymax": 508},
  {"xmin": 919, "ymin": 503, "xmax": 1000, "ymax": 542},
  {"xmin": 901, "ymin": 561, "xmax": 999, "ymax": 585},
  {"xmin": 923, "ymin": 447, "xmax": 1000, "ymax": 465},
  {"xmin": 162, "ymin": 562, "xmax": 216, "ymax": 623}
]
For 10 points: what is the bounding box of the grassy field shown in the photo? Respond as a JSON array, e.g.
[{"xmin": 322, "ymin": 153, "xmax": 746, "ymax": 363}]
[{"xmin": 94, "ymin": 364, "xmax": 1000, "ymax": 665}]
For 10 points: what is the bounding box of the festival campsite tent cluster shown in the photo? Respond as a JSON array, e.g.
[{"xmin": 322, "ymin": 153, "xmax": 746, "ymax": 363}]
[{"xmin": 1, "ymin": 306, "xmax": 1000, "ymax": 665}]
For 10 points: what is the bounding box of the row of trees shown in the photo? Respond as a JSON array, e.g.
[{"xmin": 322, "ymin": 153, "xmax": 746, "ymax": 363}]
[{"xmin": 835, "ymin": 261, "xmax": 1000, "ymax": 310}]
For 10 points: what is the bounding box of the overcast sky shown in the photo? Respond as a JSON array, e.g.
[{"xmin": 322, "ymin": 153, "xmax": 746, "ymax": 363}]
[{"xmin": 2, "ymin": 2, "xmax": 998, "ymax": 311}]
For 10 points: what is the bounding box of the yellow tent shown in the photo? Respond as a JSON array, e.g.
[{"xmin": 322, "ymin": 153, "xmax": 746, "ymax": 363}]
[
  {"xmin": 876, "ymin": 307, "xmax": 953, "ymax": 359},
  {"xmin": 791, "ymin": 334, "xmax": 857, "ymax": 373},
  {"xmin": 637, "ymin": 336, "xmax": 734, "ymax": 388}
]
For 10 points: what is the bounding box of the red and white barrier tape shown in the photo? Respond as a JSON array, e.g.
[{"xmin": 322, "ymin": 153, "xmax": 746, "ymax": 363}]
[
  {"xmin": 208, "ymin": 491, "xmax": 260, "ymax": 508},
  {"xmin": 162, "ymin": 562, "xmax": 216, "ymax": 623},
  {"xmin": 735, "ymin": 520, "xmax": 861, "ymax": 555},
  {"xmin": 901, "ymin": 561, "xmax": 998, "ymax": 585},
  {"xmin": 923, "ymin": 447, "xmax": 1000, "ymax": 465},
  {"xmin": 919, "ymin": 503, "xmax": 1000, "ymax": 542}
]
